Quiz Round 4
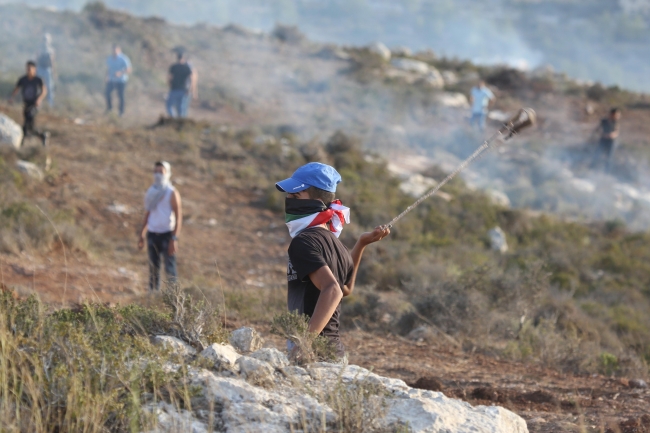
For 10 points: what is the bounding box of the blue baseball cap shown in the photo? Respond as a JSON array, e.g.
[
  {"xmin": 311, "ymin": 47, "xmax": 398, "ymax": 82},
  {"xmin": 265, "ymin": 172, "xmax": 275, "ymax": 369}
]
[{"xmin": 275, "ymin": 162, "xmax": 342, "ymax": 193}]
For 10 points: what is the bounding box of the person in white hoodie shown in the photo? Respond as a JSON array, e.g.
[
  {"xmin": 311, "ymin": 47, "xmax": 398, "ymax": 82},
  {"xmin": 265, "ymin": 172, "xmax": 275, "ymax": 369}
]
[{"xmin": 138, "ymin": 161, "xmax": 183, "ymax": 291}]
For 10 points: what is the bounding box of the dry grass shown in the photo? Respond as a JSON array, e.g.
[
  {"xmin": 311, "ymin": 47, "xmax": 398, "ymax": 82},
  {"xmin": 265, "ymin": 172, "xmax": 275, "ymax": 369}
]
[{"xmin": 0, "ymin": 287, "xmax": 224, "ymax": 432}]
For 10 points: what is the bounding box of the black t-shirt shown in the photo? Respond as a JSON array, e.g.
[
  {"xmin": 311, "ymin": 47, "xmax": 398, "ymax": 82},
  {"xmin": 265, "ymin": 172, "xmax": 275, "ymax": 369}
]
[
  {"xmin": 17, "ymin": 75, "xmax": 44, "ymax": 104},
  {"xmin": 287, "ymin": 227, "xmax": 354, "ymax": 348},
  {"xmin": 169, "ymin": 62, "xmax": 193, "ymax": 91},
  {"xmin": 601, "ymin": 118, "xmax": 619, "ymax": 140}
]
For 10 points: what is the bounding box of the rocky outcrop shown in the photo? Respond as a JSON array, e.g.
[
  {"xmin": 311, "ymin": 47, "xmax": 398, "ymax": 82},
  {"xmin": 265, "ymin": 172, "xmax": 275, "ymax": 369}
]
[
  {"xmin": 147, "ymin": 330, "xmax": 529, "ymax": 433},
  {"xmin": 229, "ymin": 327, "xmax": 263, "ymax": 353},
  {"xmin": 0, "ymin": 113, "xmax": 23, "ymax": 150},
  {"xmin": 367, "ymin": 41, "xmax": 391, "ymax": 62},
  {"xmin": 153, "ymin": 335, "xmax": 196, "ymax": 357}
]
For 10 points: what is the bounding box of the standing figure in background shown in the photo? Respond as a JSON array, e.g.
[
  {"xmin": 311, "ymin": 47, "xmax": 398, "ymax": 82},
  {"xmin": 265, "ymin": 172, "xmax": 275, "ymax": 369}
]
[
  {"xmin": 36, "ymin": 33, "xmax": 55, "ymax": 107},
  {"xmin": 138, "ymin": 161, "xmax": 183, "ymax": 291},
  {"xmin": 9, "ymin": 61, "xmax": 49, "ymax": 146},
  {"xmin": 105, "ymin": 44, "xmax": 132, "ymax": 116},
  {"xmin": 593, "ymin": 107, "xmax": 621, "ymax": 172},
  {"xmin": 469, "ymin": 80, "xmax": 495, "ymax": 132},
  {"xmin": 166, "ymin": 48, "xmax": 197, "ymax": 118}
]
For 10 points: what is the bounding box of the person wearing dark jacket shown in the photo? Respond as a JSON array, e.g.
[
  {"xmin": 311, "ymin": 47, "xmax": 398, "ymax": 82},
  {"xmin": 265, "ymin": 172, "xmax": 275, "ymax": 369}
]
[
  {"xmin": 593, "ymin": 107, "xmax": 621, "ymax": 171},
  {"xmin": 9, "ymin": 61, "xmax": 49, "ymax": 146},
  {"xmin": 276, "ymin": 162, "xmax": 390, "ymax": 358}
]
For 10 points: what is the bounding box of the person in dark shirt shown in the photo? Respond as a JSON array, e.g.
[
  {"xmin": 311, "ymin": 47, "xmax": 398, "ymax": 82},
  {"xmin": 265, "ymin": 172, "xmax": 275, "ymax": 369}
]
[
  {"xmin": 9, "ymin": 61, "xmax": 49, "ymax": 146},
  {"xmin": 166, "ymin": 49, "xmax": 197, "ymax": 118},
  {"xmin": 593, "ymin": 107, "xmax": 621, "ymax": 171},
  {"xmin": 276, "ymin": 162, "xmax": 390, "ymax": 358}
]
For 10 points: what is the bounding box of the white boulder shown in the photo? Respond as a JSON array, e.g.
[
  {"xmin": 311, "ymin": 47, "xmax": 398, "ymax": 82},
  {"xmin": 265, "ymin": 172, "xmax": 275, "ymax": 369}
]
[
  {"xmin": 420, "ymin": 68, "xmax": 445, "ymax": 89},
  {"xmin": 186, "ymin": 362, "xmax": 528, "ymax": 433},
  {"xmin": 399, "ymin": 174, "xmax": 437, "ymax": 198},
  {"xmin": 249, "ymin": 348, "xmax": 289, "ymax": 369},
  {"xmin": 436, "ymin": 92, "xmax": 470, "ymax": 108},
  {"xmin": 488, "ymin": 227, "xmax": 509, "ymax": 253},
  {"xmin": 153, "ymin": 335, "xmax": 196, "ymax": 358},
  {"xmin": 367, "ymin": 41, "xmax": 391, "ymax": 61},
  {"xmin": 199, "ymin": 343, "xmax": 241, "ymax": 370},
  {"xmin": 487, "ymin": 190, "xmax": 511, "ymax": 207},
  {"xmin": 442, "ymin": 70, "xmax": 459, "ymax": 86},
  {"xmin": 0, "ymin": 113, "xmax": 23, "ymax": 150},
  {"xmin": 16, "ymin": 160, "xmax": 44, "ymax": 180},
  {"xmin": 391, "ymin": 58, "xmax": 430, "ymax": 74},
  {"xmin": 230, "ymin": 327, "xmax": 263, "ymax": 353},
  {"xmin": 235, "ymin": 356, "xmax": 275, "ymax": 384}
]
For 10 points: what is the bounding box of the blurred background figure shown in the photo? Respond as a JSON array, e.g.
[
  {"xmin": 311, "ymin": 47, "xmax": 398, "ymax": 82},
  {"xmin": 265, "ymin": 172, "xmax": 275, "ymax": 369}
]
[
  {"xmin": 105, "ymin": 43, "xmax": 132, "ymax": 116},
  {"xmin": 166, "ymin": 47, "xmax": 197, "ymax": 118},
  {"xmin": 138, "ymin": 161, "xmax": 183, "ymax": 291},
  {"xmin": 36, "ymin": 33, "xmax": 55, "ymax": 107},
  {"xmin": 469, "ymin": 80, "xmax": 495, "ymax": 132},
  {"xmin": 593, "ymin": 107, "xmax": 621, "ymax": 172},
  {"xmin": 9, "ymin": 60, "xmax": 49, "ymax": 146}
]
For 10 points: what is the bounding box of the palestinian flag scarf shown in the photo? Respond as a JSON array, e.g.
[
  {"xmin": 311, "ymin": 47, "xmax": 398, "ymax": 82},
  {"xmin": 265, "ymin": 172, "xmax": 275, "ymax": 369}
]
[{"xmin": 284, "ymin": 198, "xmax": 350, "ymax": 238}]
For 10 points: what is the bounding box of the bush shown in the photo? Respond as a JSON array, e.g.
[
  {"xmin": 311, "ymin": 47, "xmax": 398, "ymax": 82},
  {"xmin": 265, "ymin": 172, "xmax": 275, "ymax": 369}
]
[{"xmin": 270, "ymin": 311, "xmax": 337, "ymax": 364}]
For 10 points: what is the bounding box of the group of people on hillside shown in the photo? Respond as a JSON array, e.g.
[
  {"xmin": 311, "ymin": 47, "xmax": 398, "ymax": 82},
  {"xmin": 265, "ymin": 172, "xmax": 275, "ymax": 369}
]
[
  {"xmin": 469, "ymin": 80, "xmax": 621, "ymax": 171},
  {"xmin": 7, "ymin": 36, "xmax": 198, "ymax": 146},
  {"xmin": 4, "ymin": 35, "xmax": 627, "ymax": 360}
]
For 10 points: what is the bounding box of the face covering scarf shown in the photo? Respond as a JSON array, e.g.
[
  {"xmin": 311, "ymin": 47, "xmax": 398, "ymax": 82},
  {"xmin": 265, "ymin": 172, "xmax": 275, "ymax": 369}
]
[
  {"xmin": 144, "ymin": 161, "xmax": 172, "ymax": 212},
  {"xmin": 285, "ymin": 198, "xmax": 351, "ymax": 238}
]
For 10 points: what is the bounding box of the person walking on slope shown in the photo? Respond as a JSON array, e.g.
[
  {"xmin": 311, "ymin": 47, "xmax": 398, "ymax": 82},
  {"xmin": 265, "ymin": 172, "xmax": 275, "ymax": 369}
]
[
  {"xmin": 592, "ymin": 107, "xmax": 621, "ymax": 172},
  {"xmin": 276, "ymin": 162, "xmax": 390, "ymax": 358},
  {"xmin": 138, "ymin": 161, "xmax": 183, "ymax": 291},
  {"xmin": 36, "ymin": 33, "xmax": 56, "ymax": 107},
  {"xmin": 167, "ymin": 48, "xmax": 198, "ymax": 118},
  {"xmin": 469, "ymin": 80, "xmax": 495, "ymax": 132},
  {"xmin": 105, "ymin": 44, "xmax": 132, "ymax": 116},
  {"xmin": 9, "ymin": 61, "xmax": 50, "ymax": 146}
]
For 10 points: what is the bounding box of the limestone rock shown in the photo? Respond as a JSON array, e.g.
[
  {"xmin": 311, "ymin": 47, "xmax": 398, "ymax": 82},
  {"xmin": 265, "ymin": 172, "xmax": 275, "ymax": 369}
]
[
  {"xmin": 399, "ymin": 174, "xmax": 437, "ymax": 198},
  {"xmin": 488, "ymin": 227, "xmax": 509, "ymax": 253},
  {"xmin": 249, "ymin": 348, "xmax": 289, "ymax": 369},
  {"xmin": 0, "ymin": 113, "xmax": 23, "ymax": 150},
  {"xmin": 435, "ymin": 92, "xmax": 470, "ymax": 108},
  {"xmin": 487, "ymin": 190, "xmax": 511, "ymax": 208},
  {"xmin": 146, "ymin": 402, "xmax": 209, "ymax": 433},
  {"xmin": 419, "ymin": 68, "xmax": 445, "ymax": 89},
  {"xmin": 153, "ymin": 335, "xmax": 196, "ymax": 358},
  {"xmin": 367, "ymin": 41, "xmax": 391, "ymax": 62},
  {"xmin": 199, "ymin": 343, "xmax": 240, "ymax": 370},
  {"xmin": 235, "ymin": 356, "xmax": 275, "ymax": 384},
  {"xmin": 442, "ymin": 70, "xmax": 459, "ymax": 86},
  {"xmin": 16, "ymin": 160, "xmax": 44, "ymax": 180},
  {"xmin": 182, "ymin": 359, "xmax": 527, "ymax": 433},
  {"xmin": 391, "ymin": 58, "xmax": 430, "ymax": 74},
  {"xmin": 230, "ymin": 327, "xmax": 263, "ymax": 353},
  {"xmin": 407, "ymin": 325, "xmax": 438, "ymax": 343}
]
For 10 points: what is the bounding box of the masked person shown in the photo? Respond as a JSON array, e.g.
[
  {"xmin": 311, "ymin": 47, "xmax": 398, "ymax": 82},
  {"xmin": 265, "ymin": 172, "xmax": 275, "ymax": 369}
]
[
  {"xmin": 138, "ymin": 161, "xmax": 183, "ymax": 291},
  {"xmin": 276, "ymin": 162, "xmax": 390, "ymax": 357},
  {"xmin": 9, "ymin": 61, "xmax": 49, "ymax": 146}
]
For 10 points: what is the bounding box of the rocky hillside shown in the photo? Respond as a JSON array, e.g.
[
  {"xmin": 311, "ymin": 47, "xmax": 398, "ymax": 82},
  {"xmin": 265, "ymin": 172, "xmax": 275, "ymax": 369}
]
[{"xmin": 1, "ymin": 4, "xmax": 650, "ymax": 432}]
